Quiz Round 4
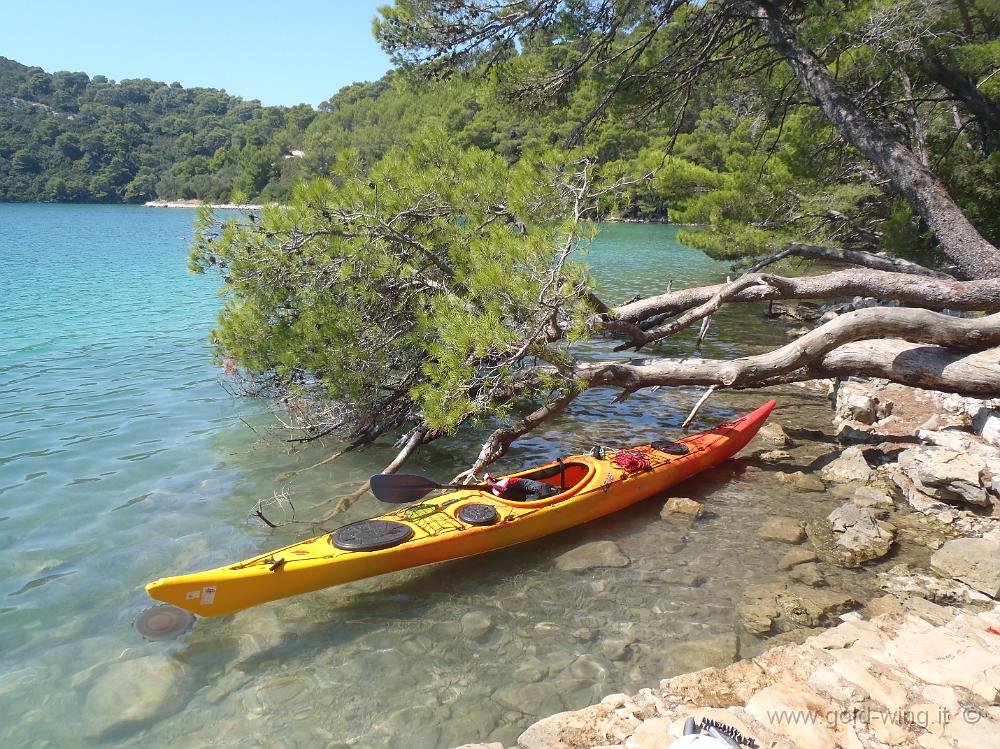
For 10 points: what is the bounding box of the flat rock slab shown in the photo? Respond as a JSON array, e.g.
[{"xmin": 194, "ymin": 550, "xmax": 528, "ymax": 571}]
[
  {"xmin": 820, "ymin": 445, "xmax": 875, "ymax": 483},
  {"xmin": 757, "ymin": 516, "xmax": 805, "ymax": 544},
  {"xmin": 737, "ymin": 582, "xmax": 856, "ymax": 635},
  {"xmin": 554, "ymin": 540, "xmax": 630, "ymax": 572},
  {"xmin": 931, "ymin": 537, "xmax": 1000, "ymax": 598},
  {"xmin": 777, "ymin": 547, "xmax": 818, "ymax": 570}
]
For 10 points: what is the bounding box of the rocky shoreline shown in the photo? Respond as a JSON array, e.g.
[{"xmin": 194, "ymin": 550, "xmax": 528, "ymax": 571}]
[
  {"xmin": 143, "ymin": 199, "xmax": 264, "ymax": 210},
  {"xmin": 453, "ymin": 332, "xmax": 1000, "ymax": 748}
]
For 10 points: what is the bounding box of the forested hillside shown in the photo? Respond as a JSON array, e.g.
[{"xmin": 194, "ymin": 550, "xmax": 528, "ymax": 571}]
[
  {"xmin": 2, "ymin": 0, "xmax": 998, "ymax": 267},
  {"xmin": 0, "ymin": 57, "xmax": 315, "ymax": 203}
]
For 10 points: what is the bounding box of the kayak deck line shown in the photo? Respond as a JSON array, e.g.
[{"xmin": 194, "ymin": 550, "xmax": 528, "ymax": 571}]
[{"xmin": 145, "ymin": 400, "xmax": 776, "ymax": 617}]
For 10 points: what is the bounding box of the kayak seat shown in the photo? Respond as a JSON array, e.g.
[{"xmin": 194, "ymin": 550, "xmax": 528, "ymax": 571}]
[
  {"xmin": 515, "ymin": 461, "xmax": 589, "ymax": 493},
  {"xmin": 490, "ymin": 478, "xmax": 561, "ymax": 501}
]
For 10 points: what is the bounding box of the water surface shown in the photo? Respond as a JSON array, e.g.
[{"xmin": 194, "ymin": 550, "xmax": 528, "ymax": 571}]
[{"xmin": 1, "ymin": 207, "xmax": 848, "ymax": 748}]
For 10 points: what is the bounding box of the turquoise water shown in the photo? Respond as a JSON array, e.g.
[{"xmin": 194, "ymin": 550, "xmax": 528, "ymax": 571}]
[{"xmin": 0, "ymin": 206, "xmax": 835, "ymax": 748}]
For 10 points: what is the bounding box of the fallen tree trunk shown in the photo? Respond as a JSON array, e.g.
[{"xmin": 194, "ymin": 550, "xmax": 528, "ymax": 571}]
[
  {"xmin": 612, "ymin": 270, "xmax": 1000, "ymax": 329},
  {"xmin": 580, "ymin": 341, "xmax": 1000, "ymax": 398},
  {"xmin": 747, "ymin": 243, "xmax": 955, "ymax": 278},
  {"xmin": 579, "ymin": 308, "xmax": 1000, "ymax": 396}
]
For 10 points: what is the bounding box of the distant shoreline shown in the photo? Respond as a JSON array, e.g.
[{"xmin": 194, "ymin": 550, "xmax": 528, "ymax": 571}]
[{"xmin": 143, "ymin": 199, "xmax": 265, "ymax": 210}]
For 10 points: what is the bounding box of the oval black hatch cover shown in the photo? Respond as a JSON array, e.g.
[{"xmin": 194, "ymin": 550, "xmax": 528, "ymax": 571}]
[{"xmin": 331, "ymin": 519, "xmax": 415, "ymax": 551}]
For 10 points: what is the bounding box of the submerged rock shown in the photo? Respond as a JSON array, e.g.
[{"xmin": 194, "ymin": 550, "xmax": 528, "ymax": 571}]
[
  {"xmin": 460, "ymin": 610, "xmax": 494, "ymax": 641},
  {"xmin": 774, "ymin": 470, "xmax": 825, "ymax": 492},
  {"xmin": 819, "ymin": 445, "xmax": 876, "ymax": 483},
  {"xmin": 758, "ymin": 423, "xmax": 791, "ymax": 446},
  {"xmin": 493, "ymin": 681, "xmax": 563, "ymax": 716},
  {"xmin": 789, "ymin": 562, "xmax": 826, "ymax": 587},
  {"xmin": 554, "ymin": 540, "xmax": 630, "ymax": 572},
  {"xmin": 664, "ymin": 633, "xmax": 739, "ymax": 673},
  {"xmin": 659, "ymin": 497, "xmax": 703, "ymax": 520},
  {"xmin": 758, "ymin": 449, "xmax": 792, "ymax": 464},
  {"xmin": 806, "ymin": 508, "xmax": 894, "ymax": 569},
  {"xmin": 737, "ymin": 582, "xmax": 855, "ymax": 635},
  {"xmin": 931, "ymin": 537, "xmax": 1000, "ymax": 598},
  {"xmin": 757, "ymin": 516, "xmax": 805, "ymax": 544},
  {"xmin": 84, "ymin": 656, "xmax": 187, "ymax": 740},
  {"xmin": 777, "ymin": 547, "xmax": 818, "ymax": 570}
]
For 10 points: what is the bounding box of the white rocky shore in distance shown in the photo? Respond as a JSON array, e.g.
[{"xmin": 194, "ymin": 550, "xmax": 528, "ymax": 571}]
[
  {"xmin": 143, "ymin": 199, "xmax": 264, "ymax": 210},
  {"xmin": 454, "ymin": 376, "xmax": 1000, "ymax": 749}
]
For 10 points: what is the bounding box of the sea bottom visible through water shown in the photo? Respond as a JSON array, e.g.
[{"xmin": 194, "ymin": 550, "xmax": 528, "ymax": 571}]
[{"xmin": 2, "ymin": 206, "xmax": 880, "ymax": 748}]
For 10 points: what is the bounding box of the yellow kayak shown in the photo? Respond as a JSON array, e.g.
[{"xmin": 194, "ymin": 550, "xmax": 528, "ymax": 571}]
[{"xmin": 146, "ymin": 400, "xmax": 775, "ymax": 616}]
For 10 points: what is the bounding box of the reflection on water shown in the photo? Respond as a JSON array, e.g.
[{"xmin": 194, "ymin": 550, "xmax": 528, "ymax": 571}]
[{"xmin": 1, "ymin": 209, "xmax": 873, "ymax": 747}]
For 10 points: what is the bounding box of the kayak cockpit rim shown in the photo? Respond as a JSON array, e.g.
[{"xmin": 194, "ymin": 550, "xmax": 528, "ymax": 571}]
[{"xmin": 492, "ymin": 458, "xmax": 597, "ymax": 508}]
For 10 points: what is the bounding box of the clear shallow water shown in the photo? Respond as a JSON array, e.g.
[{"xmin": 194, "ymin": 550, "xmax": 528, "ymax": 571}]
[{"xmin": 0, "ymin": 208, "xmax": 848, "ymax": 748}]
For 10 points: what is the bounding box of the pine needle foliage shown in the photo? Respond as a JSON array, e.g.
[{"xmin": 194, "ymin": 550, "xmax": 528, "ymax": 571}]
[{"xmin": 191, "ymin": 128, "xmax": 598, "ymax": 444}]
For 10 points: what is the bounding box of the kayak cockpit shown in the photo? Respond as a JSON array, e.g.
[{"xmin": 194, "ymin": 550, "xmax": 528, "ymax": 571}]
[{"xmin": 495, "ymin": 459, "xmax": 596, "ymax": 507}]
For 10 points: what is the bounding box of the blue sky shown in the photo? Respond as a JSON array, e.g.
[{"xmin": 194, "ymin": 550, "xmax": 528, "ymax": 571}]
[{"xmin": 0, "ymin": 1, "xmax": 394, "ymax": 106}]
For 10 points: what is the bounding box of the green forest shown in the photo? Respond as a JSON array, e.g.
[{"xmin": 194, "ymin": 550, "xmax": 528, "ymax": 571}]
[{"xmin": 2, "ymin": 0, "xmax": 999, "ymax": 267}]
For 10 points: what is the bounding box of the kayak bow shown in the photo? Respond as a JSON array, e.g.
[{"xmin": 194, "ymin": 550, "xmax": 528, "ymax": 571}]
[{"xmin": 146, "ymin": 400, "xmax": 776, "ymax": 616}]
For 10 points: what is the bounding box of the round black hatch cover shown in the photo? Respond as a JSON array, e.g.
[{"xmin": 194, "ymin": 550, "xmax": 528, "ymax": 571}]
[
  {"xmin": 134, "ymin": 604, "xmax": 196, "ymax": 640},
  {"xmin": 331, "ymin": 519, "xmax": 414, "ymax": 551},
  {"xmin": 457, "ymin": 503, "xmax": 500, "ymax": 526}
]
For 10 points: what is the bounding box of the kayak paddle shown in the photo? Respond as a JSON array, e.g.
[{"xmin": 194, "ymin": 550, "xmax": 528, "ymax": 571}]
[{"xmin": 369, "ymin": 473, "xmax": 490, "ymax": 503}]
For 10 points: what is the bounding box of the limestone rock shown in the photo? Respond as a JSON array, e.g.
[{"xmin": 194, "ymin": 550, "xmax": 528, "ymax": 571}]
[
  {"xmin": 452, "ymin": 744, "xmax": 504, "ymax": 749},
  {"xmin": 916, "ymin": 427, "xmax": 999, "ymax": 459},
  {"xmin": 930, "ymin": 537, "xmax": 1000, "ymax": 598},
  {"xmin": 877, "ymin": 564, "xmax": 991, "ymax": 605},
  {"xmin": 659, "ymin": 498, "xmax": 703, "ymax": 520},
  {"xmin": 84, "ymin": 656, "xmax": 187, "ymax": 740},
  {"xmin": 758, "ymin": 449, "xmax": 792, "ymax": 464},
  {"xmin": 555, "ymin": 540, "xmax": 630, "ymax": 572},
  {"xmin": 758, "ymin": 423, "xmax": 791, "ymax": 446},
  {"xmin": 599, "ymin": 636, "xmax": 636, "ymax": 662},
  {"xmin": 806, "ymin": 504, "xmax": 894, "ymax": 568},
  {"xmin": 820, "ymin": 446, "xmax": 876, "ymax": 484},
  {"xmin": 775, "ymin": 470, "xmax": 825, "ymax": 492},
  {"xmin": 461, "ymin": 610, "xmax": 495, "ymax": 641},
  {"xmin": 494, "ymin": 681, "xmax": 564, "ymax": 715},
  {"xmin": 837, "ymin": 391, "xmax": 880, "ymax": 425},
  {"xmin": 745, "ymin": 681, "xmax": 849, "ymax": 749},
  {"xmin": 514, "ymin": 657, "xmax": 549, "ymax": 683},
  {"xmin": 737, "ymin": 582, "xmax": 856, "ymax": 634},
  {"xmin": 757, "ymin": 516, "xmax": 805, "ymax": 544},
  {"xmin": 862, "ymin": 594, "xmax": 907, "ymax": 618},
  {"xmin": 979, "ymin": 411, "xmax": 1000, "ymax": 448},
  {"xmin": 663, "ymin": 633, "xmax": 739, "ymax": 673},
  {"xmin": 789, "ymin": 562, "xmax": 826, "ymax": 587},
  {"xmin": 517, "ymin": 704, "xmax": 615, "ymax": 749},
  {"xmin": 624, "ymin": 717, "xmax": 672, "ymax": 749},
  {"xmin": 896, "ymin": 446, "xmax": 998, "ymax": 509},
  {"xmin": 836, "ymin": 419, "xmax": 880, "ymax": 444},
  {"xmin": 658, "ymin": 569, "xmax": 706, "ymax": 587},
  {"xmin": 825, "ymin": 503, "xmax": 894, "ymax": 566},
  {"xmin": 777, "ymin": 547, "xmax": 818, "ymax": 570}
]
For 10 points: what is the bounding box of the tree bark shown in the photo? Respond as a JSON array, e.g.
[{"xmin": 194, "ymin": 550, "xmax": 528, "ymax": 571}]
[
  {"xmin": 613, "ymin": 270, "xmax": 1000, "ymax": 328},
  {"xmin": 579, "ymin": 308, "xmax": 1000, "ymax": 396},
  {"xmin": 748, "ymin": 242, "xmax": 954, "ymax": 278},
  {"xmin": 921, "ymin": 55, "xmax": 1000, "ymax": 147},
  {"xmin": 742, "ymin": 0, "xmax": 1000, "ymax": 279}
]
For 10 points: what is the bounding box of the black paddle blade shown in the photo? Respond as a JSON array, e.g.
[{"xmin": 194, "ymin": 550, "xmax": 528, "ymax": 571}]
[{"xmin": 369, "ymin": 473, "xmax": 442, "ymax": 503}]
